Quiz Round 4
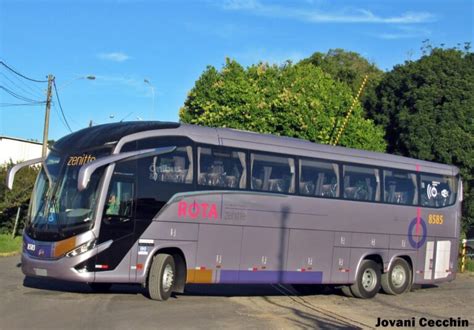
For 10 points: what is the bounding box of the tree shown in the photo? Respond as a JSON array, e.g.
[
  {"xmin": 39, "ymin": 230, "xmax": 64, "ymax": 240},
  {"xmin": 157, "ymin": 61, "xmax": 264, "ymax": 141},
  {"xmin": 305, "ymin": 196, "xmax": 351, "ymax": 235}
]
[
  {"xmin": 367, "ymin": 47, "xmax": 474, "ymax": 231},
  {"xmin": 299, "ymin": 49, "xmax": 384, "ymax": 114},
  {"xmin": 0, "ymin": 163, "xmax": 39, "ymax": 235},
  {"xmin": 180, "ymin": 58, "xmax": 386, "ymax": 152}
]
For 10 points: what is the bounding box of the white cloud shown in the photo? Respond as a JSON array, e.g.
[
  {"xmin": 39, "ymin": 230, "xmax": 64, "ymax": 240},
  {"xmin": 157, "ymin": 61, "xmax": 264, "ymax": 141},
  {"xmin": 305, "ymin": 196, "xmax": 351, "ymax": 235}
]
[
  {"xmin": 218, "ymin": 1, "xmax": 435, "ymax": 24},
  {"xmin": 97, "ymin": 52, "xmax": 131, "ymax": 62},
  {"xmin": 374, "ymin": 26, "xmax": 432, "ymax": 40}
]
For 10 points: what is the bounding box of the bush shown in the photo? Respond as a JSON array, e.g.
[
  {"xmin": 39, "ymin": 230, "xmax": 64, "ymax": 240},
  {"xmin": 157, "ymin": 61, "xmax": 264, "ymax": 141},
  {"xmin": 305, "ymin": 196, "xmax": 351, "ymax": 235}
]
[{"xmin": 0, "ymin": 163, "xmax": 39, "ymax": 235}]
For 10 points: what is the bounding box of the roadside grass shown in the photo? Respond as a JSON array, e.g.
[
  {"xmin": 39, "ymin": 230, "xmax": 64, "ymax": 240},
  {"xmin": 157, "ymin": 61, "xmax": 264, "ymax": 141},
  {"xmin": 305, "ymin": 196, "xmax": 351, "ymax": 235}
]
[
  {"xmin": 0, "ymin": 234, "xmax": 22, "ymax": 254},
  {"xmin": 465, "ymin": 258, "xmax": 474, "ymax": 272}
]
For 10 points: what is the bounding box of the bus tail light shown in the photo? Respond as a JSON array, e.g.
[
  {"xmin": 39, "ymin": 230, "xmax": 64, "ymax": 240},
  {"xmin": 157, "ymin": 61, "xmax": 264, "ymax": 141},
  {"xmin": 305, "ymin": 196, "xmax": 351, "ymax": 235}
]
[{"xmin": 65, "ymin": 239, "xmax": 96, "ymax": 258}]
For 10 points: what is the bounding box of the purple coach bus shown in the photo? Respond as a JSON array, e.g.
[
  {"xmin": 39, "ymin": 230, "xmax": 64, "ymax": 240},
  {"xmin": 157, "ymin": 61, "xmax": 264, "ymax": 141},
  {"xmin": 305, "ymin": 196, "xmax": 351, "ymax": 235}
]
[{"xmin": 7, "ymin": 122, "xmax": 462, "ymax": 300}]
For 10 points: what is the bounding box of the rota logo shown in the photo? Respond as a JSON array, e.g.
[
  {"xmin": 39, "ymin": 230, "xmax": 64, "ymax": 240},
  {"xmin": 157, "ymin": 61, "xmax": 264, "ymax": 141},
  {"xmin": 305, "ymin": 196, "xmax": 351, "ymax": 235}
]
[{"xmin": 178, "ymin": 201, "xmax": 218, "ymax": 219}]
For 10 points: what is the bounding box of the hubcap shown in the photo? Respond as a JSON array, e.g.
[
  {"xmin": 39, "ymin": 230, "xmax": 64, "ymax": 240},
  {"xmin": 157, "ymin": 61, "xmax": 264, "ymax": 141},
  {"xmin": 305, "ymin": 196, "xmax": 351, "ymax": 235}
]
[
  {"xmin": 162, "ymin": 264, "xmax": 174, "ymax": 292},
  {"xmin": 362, "ymin": 268, "xmax": 377, "ymax": 291},
  {"xmin": 391, "ymin": 265, "xmax": 406, "ymax": 288}
]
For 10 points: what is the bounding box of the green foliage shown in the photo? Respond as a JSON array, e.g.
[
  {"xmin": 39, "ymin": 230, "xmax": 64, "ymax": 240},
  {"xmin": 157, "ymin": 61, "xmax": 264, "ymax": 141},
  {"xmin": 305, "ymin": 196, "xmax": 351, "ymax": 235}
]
[
  {"xmin": 0, "ymin": 163, "xmax": 39, "ymax": 235},
  {"xmin": 366, "ymin": 47, "xmax": 474, "ymax": 231},
  {"xmin": 0, "ymin": 234, "xmax": 22, "ymax": 253},
  {"xmin": 299, "ymin": 48, "xmax": 384, "ymax": 114},
  {"xmin": 180, "ymin": 58, "xmax": 386, "ymax": 152}
]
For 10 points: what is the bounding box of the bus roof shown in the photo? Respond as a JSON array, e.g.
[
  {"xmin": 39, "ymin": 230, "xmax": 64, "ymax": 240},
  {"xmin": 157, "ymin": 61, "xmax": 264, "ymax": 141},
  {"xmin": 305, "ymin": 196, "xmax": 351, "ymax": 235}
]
[
  {"xmin": 53, "ymin": 121, "xmax": 180, "ymax": 153},
  {"xmin": 53, "ymin": 121, "xmax": 459, "ymax": 176}
]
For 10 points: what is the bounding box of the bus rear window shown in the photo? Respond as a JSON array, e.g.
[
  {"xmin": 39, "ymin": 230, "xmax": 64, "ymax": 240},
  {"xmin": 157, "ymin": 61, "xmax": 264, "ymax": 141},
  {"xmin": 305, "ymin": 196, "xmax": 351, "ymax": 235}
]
[{"xmin": 420, "ymin": 174, "xmax": 457, "ymax": 207}]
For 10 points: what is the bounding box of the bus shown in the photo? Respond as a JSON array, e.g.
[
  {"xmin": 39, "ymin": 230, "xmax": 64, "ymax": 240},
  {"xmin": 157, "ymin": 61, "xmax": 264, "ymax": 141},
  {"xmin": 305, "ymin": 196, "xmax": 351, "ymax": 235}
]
[{"xmin": 7, "ymin": 121, "xmax": 462, "ymax": 300}]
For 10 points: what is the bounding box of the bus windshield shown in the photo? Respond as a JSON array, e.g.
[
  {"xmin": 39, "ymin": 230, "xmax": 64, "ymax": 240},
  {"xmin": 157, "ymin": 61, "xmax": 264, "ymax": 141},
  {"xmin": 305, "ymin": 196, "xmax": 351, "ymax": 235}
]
[{"xmin": 26, "ymin": 149, "xmax": 108, "ymax": 241}]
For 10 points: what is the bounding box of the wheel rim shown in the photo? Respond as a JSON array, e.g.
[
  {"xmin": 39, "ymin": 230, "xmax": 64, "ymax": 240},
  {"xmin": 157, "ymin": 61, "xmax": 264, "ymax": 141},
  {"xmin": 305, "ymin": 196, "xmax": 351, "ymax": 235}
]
[
  {"xmin": 391, "ymin": 265, "xmax": 406, "ymax": 288},
  {"xmin": 162, "ymin": 264, "xmax": 174, "ymax": 292},
  {"xmin": 362, "ymin": 268, "xmax": 377, "ymax": 291}
]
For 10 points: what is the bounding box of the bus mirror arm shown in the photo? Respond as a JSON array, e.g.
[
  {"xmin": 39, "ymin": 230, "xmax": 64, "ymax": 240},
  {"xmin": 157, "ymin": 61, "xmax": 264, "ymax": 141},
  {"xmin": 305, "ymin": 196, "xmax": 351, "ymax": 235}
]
[
  {"xmin": 6, "ymin": 157, "xmax": 44, "ymax": 190},
  {"xmin": 77, "ymin": 146, "xmax": 177, "ymax": 191}
]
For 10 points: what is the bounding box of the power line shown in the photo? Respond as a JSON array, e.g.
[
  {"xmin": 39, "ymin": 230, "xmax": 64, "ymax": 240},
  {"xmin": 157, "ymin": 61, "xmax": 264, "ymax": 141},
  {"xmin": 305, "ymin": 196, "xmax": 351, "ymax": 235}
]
[
  {"xmin": 2, "ymin": 68, "xmax": 46, "ymax": 96},
  {"xmin": 0, "ymin": 102, "xmax": 45, "ymax": 107},
  {"xmin": 0, "ymin": 85, "xmax": 43, "ymax": 103},
  {"xmin": 0, "ymin": 72, "xmax": 44, "ymax": 99},
  {"xmin": 52, "ymin": 79, "xmax": 72, "ymax": 132},
  {"xmin": 0, "ymin": 61, "xmax": 48, "ymax": 83}
]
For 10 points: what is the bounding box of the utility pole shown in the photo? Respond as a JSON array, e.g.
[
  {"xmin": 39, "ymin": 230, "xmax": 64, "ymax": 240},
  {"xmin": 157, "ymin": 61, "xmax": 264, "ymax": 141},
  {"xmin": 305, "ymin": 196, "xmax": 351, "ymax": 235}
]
[{"xmin": 42, "ymin": 74, "xmax": 54, "ymax": 158}]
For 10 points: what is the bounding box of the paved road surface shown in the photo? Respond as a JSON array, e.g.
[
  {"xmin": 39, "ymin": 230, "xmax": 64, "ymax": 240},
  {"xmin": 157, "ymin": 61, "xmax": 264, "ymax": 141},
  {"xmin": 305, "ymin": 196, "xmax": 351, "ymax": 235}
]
[{"xmin": 0, "ymin": 255, "xmax": 472, "ymax": 329}]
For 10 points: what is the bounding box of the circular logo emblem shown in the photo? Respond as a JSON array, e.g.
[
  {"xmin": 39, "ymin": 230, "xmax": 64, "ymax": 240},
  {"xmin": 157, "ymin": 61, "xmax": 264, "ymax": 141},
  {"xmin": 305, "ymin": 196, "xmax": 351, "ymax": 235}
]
[{"xmin": 407, "ymin": 217, "xmax": 427, "ymax": 249}]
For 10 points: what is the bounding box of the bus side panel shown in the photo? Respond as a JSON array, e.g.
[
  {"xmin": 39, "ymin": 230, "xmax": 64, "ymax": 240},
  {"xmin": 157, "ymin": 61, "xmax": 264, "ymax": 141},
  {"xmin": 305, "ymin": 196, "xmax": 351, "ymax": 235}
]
[
  {"xmin": 330, "ymin": 247, "xmax": 350, "ymax": 283},
  {"xmin": 415, "ymin": 237, "xmax": 436, "ymax": 283},
  {"xmin": 194, "ymin": 224, "xmax": 243, "ymax": 284},
  {"xmin": 433, "ymin": 237, "xmax": 456, "ymax": 281},
  {"xmin": 285, "ymin": 229, "xmax": 332, "ymax": 284},
  {"xmin": 239, "ymin": 227, "xmax": 289, "ymax": 283}
]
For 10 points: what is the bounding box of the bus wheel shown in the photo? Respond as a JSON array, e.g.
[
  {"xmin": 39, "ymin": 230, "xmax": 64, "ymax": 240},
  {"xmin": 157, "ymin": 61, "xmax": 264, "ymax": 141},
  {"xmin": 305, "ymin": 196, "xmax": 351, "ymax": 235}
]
[
  {"xmin": 381, "ymin": 258, "xmax": 412, "ymax": 295},
  {"xmin": 350, "ymin": 260, "xmax": 381, "ymax": 299},
  {"xmin": 341, "ymin": 285, "xmax": 354, "ymax": 297},
  {"xmin": 88, "ymin": 283, "xmax": 112, "ymax": 292},
  {"xmin": 147, "ymin": 253, "xmax": 176, "ymax": 301}
]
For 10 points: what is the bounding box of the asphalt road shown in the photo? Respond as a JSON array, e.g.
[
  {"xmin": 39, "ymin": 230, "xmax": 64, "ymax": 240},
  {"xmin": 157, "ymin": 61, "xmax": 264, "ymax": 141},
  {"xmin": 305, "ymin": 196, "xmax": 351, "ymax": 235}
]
[{"xmin": 0, "ymin": 255, "xmax": 473, "ymax": 329}]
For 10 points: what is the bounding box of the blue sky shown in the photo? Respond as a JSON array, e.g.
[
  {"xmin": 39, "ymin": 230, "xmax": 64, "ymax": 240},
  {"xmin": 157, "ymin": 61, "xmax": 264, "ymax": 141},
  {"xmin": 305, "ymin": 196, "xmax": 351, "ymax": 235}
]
[{"xmin": 0, "ymin": 0, "xmax": 472, "ymax": 141}]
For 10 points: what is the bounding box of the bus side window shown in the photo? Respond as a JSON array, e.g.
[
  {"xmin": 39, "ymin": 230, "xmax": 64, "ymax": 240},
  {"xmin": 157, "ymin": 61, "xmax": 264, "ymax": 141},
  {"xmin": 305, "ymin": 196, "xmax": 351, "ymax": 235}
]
[
  {"xmin": 383, "ymin": 170, "xmax": 417, "ymax": 205},
  {"xmin": 149, "ymin": 146, "xmax": 193, "ymax": 184},
  {"xmin": 250, "ymin": 153, "xmax": 295, "ymax": 194},
  {"xmin": 299, "ymin": 159, "xmax": 339, "ymax": 198},
  {"xmin": 420, "ymin": 174, "xmax": 457, "ymax": 207},
  {"xmin": 343, "ymin": 165, "xmax": 380, "ymax": 202},
  {"xmin": 198, "ymin": 147, "xmax": 246, "ymax": 189}
]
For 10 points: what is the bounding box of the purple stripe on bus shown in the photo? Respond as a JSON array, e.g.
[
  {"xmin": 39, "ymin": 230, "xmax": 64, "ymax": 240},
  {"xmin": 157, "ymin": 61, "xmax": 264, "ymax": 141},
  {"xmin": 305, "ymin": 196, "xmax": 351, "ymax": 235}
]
[
  {"xmin": 219, "ymin": 270, "xmax": 239, "ymax": 283},
  {"xmin": 220, "ymin": 270, "xmax": 323, "ymax": 284}
]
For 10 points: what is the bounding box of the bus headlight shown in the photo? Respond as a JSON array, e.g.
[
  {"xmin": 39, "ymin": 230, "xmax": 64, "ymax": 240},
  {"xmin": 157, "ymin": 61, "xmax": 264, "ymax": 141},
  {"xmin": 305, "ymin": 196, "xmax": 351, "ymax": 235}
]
[{"xmin": 65, "ymin": 239, "xmax": 96, "ymax": 258}]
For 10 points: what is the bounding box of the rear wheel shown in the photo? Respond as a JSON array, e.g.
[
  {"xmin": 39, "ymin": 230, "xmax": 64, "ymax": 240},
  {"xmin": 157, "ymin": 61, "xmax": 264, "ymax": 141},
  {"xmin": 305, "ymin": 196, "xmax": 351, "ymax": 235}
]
[
  {"xmin": 381, "ymin": 258, "xmax": 412, "ymax": 295},
  {"xmin": 350, "ymin": 260, "xmax": 381, "ymax": 299},
  {"xmin": 147, "ymin": 253, "xmax": 176, "ymax": 301},
  {"xmin": 341, "ymin": 285, "xmax": 354, "ymax": 297}
]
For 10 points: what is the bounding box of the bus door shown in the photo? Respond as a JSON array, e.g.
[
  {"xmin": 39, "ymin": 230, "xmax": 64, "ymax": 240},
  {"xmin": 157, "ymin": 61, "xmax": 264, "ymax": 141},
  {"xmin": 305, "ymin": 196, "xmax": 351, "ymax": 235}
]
[{"xmin": 95, "ymin": 174, "xmax": 136, "ymax": 281}]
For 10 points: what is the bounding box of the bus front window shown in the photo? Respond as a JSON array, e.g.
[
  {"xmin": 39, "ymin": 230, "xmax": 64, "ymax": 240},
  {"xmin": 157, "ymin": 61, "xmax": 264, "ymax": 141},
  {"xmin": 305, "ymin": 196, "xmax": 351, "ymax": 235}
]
[{"xmin": 26, "ymin": 150, "xmax": 108, "ymax": 241}]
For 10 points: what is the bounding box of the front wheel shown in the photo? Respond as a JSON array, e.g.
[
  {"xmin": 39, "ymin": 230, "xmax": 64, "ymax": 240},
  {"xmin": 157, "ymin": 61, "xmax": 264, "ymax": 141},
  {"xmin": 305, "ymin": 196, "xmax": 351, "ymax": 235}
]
[
  {"xmin": 147, "ymin": 253, "xmax": 176, "ymax": 301},
  {"xmin": 350, "ymin": 260, "xmax": 381, "ymax": 299},
  {"xmin": 381, "ymin": 258, "xmax": 412, "ymax": 295}
]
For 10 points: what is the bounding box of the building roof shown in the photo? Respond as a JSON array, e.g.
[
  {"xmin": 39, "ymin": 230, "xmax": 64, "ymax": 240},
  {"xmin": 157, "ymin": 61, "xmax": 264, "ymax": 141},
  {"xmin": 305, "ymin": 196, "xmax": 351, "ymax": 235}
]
[{"xmin": 0, "ymin": 135, "xmax": 42, "ymax": 145}]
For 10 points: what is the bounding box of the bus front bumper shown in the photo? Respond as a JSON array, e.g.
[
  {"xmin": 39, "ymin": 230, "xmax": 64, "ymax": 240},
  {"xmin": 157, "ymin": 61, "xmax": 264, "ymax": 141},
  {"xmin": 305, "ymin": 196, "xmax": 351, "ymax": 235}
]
[{"xmin": 21, "ymin": 248, "xmax": 97, "ymax": 283}]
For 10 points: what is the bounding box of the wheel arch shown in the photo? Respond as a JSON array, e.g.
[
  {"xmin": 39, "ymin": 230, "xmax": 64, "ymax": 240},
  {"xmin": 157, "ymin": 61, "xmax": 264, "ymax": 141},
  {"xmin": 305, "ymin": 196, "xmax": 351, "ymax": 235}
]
[
  {"xmin": 147, "ymin": 247, "xmax": 187, "ymax": 293},
  {"xmin": 353, "ymin": 253, "xmax": 384, "ymax": 280}
]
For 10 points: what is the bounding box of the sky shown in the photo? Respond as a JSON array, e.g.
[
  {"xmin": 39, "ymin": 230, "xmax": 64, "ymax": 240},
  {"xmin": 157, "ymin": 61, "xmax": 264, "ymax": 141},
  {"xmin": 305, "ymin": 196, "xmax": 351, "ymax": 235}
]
[{"xmin": 0, "ymin": 0, "xmax": 472, "ymax": 141}]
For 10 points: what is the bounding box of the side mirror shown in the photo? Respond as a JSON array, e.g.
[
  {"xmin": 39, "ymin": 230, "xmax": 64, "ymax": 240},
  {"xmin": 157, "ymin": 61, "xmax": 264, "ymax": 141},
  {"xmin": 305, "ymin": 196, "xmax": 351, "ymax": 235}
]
[
  {"xmin": 77, "ymin": 146, "xmax": 176, "ymax": 191},
  {"xmin": 6, "ymin": 157, "xmax": 44, "ymax": 190}
]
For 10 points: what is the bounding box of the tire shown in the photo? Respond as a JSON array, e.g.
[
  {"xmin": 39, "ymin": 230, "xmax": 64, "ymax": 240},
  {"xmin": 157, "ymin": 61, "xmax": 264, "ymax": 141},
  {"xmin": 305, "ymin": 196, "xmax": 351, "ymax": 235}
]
[
  {"xmin": 341, "ymin": 285, "xmax": 354, "ymax": 297},
  {"xmin": 350, "ymin": 260, "xmax": 381, "ymax": 299},
  {"xmin": 381, "ymin": 258, "xmax": 412, "ymax": 295},
  {"xmin": 147, "ymin": 253, "xmax": 176, "ymax": 301},
  {"xmin": 88, "ymin": 283, "xmax": 112, "ymax": 292}
]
